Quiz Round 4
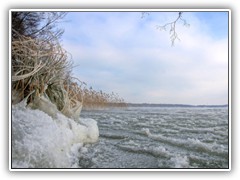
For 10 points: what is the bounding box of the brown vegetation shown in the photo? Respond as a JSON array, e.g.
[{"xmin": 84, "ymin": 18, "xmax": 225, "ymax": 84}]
[
  {"xmin": 11, "ymin": 12, "xmax": 127, "ymax": 119},
  {"xmin": 11, "ymin": 34, "xmax": 126, "ymax": 115},
  {"xmin": 82, "ymin": 87, "xmax": 126, "ymax": 109}
]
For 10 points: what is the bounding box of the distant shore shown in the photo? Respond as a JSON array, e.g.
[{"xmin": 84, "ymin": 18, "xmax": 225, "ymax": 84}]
[{"xmin": 126, "ymin": 103, "xmax": 228, "ymax": 108}]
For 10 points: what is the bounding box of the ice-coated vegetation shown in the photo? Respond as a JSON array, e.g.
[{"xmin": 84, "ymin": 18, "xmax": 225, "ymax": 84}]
[{"xmin": 12, "ymin": 100, "xmax": 99, "ymax": 168}]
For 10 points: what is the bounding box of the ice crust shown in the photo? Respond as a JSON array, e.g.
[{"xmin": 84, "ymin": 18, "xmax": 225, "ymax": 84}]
[{"xmin": 12, "ymin": 103, "xmax": 99, "ymax": 168}]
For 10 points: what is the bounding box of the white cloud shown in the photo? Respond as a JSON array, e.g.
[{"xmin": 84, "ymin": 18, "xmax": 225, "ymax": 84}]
[{"xmin": 62, "ymin": 12, "xmax": 229, "ymax": 105}]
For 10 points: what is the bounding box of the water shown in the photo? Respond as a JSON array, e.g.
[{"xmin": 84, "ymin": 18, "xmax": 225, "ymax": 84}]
[{"xmin": 79, "ymin": 107, "xmax": 229, "ymax": 169}]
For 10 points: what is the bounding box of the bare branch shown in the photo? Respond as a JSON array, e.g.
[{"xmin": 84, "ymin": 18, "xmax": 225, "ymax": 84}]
[
  {"xmin": 156, "ymin": 12, "xmax": 189, "ymax": 46},
  {"xmin": 141, "ymin": 12, "xmax": 150, "ymax": 19}
]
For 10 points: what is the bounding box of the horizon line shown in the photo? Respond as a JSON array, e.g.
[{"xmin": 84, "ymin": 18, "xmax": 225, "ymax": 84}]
[{"xmin": 125, "ymin": 102, "xmax": 228, "ymax": 106}]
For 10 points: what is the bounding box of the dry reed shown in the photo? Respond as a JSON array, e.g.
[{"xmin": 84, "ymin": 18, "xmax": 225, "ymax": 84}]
[
  {"xmin": 11, "ymin": 34, "xmax": 84, "ymax": 119},
  {"xmin": 12, "ymin": 33, "xmax": 126, "ymax": 119}
]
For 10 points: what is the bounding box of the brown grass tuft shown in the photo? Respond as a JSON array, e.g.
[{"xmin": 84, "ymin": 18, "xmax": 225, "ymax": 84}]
[{"xmin": 12, "ymin": 33, "xmax": 127, "ymax": 119}]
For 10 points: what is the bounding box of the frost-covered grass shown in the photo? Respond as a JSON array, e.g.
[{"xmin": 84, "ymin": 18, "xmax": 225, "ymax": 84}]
[
  {"xmin": 12, "ymin": 34, "xmax": 85, "ymax": 120},
  {"xmin": 12, "ymin": 101, "xmax": 99, "ymax": 168}
]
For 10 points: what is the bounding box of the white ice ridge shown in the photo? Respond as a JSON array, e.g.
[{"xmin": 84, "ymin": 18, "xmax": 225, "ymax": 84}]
[{"xmin": 12, "ymin": 102, "xmax": 99, "ymax": 168}]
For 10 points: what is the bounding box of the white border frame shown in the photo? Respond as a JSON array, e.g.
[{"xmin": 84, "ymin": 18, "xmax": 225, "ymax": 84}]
[{"xmin": 9, "ymin": 9, "xmax": 231, "ymax": 172}]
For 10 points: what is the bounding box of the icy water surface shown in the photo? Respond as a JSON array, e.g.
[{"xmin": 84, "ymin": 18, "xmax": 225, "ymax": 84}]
[{"xmin": 79, "ymin": 107, "xmax": 229, "ymax": 169}]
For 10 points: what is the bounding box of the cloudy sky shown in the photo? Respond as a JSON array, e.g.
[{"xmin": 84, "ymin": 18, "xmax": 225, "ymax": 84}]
[{"xmin": 61, "ymin": 11, "xmax": 229, "ymax": 105}]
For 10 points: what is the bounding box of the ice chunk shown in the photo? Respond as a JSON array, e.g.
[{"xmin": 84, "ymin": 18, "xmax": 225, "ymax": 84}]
[
  {"xmin": 170, "ymin": 155, "xmax": 189, "ymax": 168},
  {"xmin": 11, "ymin": 102, "xmax": 99, "ymax": 168}
]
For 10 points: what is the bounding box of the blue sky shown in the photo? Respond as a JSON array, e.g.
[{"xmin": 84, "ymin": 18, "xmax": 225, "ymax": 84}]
[{"xmin": 61, "ymin": 11, "xmax": 229, "ymax": 105}]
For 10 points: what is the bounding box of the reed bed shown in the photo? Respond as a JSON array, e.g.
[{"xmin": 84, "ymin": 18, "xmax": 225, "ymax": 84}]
[
  {"xmin": 11, "ymin": 34, "xmax": 83, "ymax": 119},
  {"xmin": 82, "ymin": 88, "xmax": 126, "ymax": 109},
  {"xmin": 12, "ymin": 34, "xmax": 126, "ymax": 119}
]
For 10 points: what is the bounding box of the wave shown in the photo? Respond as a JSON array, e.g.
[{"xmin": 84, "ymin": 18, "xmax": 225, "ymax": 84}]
[
  {"xmin": 116, "ymin": 140, "xmax": 192, "ymax": 168},
  {"xmin": 100, "ymin": 133, "xmax": 127, "ymax": 140},
  {"xmin": 116, "ymin": 139, "xmax": 171, "ymax": 158},
  {"xmin": 141, "ymin": 128, "xmax": 228, "ymax": 157}
]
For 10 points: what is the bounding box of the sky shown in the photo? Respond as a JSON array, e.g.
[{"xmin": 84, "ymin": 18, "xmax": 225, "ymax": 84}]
[{"xmin": 61, "ymin": 11, "xmax": 229, "ymax": 105}]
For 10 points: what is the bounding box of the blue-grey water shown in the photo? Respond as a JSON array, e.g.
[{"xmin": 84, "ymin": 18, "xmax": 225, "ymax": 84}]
[{"xmin": 79, "ymin": 107, "xmax": 229, "ymax": 169}]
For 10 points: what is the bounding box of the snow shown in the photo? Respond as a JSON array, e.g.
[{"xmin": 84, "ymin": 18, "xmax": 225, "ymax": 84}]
[{"xmin": 11, "ymin": 102, "xmax": 99, "ymax": 168}]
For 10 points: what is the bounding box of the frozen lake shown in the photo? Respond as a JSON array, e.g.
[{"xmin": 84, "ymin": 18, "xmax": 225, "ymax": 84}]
[{"xmin": 79, "ymin": 107, "xmax": 229, "ymax": 169}]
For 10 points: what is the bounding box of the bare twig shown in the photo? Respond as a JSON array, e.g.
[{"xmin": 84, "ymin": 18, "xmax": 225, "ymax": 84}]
[
  {"xmin": 156, "ymin": 12, "xmax": 190, "ymax": 46},
  {"xmin": 141, "ymin": 12, "xmax": 150, "ymax": 19}
]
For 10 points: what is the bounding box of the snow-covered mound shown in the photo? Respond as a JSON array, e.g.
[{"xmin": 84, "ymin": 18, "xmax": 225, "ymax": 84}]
[{"xmin": 11, "ymin": 103, "xmax": 99, "ymax": 168}]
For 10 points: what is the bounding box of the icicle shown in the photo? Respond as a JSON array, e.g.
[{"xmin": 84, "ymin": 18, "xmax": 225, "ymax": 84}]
[{"xmin": 29, "ymin": 89, "xmax": 59, "ymax": 118}]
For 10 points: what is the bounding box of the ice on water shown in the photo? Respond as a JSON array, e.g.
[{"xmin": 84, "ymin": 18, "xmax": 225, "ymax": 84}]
[{"xmin": 80, "ymin": 107, "xmax": 228, "ymax": 168}]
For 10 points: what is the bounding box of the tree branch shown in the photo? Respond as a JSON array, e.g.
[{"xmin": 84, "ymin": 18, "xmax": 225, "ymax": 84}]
[{"xmin": 156, "ymin": 12, "xmax": 190, "ymax": 46}]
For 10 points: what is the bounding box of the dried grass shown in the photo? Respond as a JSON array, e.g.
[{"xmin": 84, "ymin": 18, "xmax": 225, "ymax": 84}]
[
  {"xmin": 12, "ymin": 33, "xmax": 127, "ymax": 119},
  {"xmin": 11, "ymin": 34, "xmax": 83, "ymax": 120}
]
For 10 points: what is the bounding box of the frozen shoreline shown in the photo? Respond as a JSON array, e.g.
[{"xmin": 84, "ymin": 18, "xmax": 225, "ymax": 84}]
[{"xmin": 11, "ymin": 103, "xmax": 99, "ymax": 168}]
